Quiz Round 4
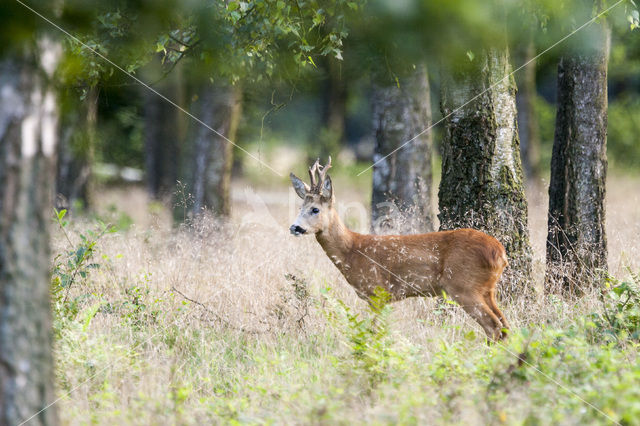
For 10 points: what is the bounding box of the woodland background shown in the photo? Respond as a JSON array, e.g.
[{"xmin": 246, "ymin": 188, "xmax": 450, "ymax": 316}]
[{"xmin": 1, "ymin": 0, "xmax": 640, "ymax": 424}]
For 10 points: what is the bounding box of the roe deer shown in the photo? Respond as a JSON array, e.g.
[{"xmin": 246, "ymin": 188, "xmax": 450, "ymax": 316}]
[{"xmin": 289, "ymin": 157, "xmax": 509, "ymax": 340}]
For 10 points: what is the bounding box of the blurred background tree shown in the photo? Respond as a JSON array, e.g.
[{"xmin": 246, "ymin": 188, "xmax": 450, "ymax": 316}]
[
  {"xmin": 42, "ymin": 0, "xmax": 640, "ymax": 194},
  {"xmin": 38, "ymin": 0, "xmax": 640, "ymax": 289},
  {"xmin": 370, "ymin": 63, "xmax": 435, "ymax": 235},
  {"xmin": 56, "ymin": 0, "xmax": 365, "ymax": 218},
  {"xmin": 0, "ymin": 2, "xmax": 60, "ymax": 423},
  {"xmin": 2, "ymin": 1, "xmax": 640, "ymax": 417}
]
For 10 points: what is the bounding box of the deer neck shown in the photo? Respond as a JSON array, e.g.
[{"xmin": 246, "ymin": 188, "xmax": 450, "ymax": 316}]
[{"xmin": 315, "ymin": 209, "xmax": 355, "ymax": 266}]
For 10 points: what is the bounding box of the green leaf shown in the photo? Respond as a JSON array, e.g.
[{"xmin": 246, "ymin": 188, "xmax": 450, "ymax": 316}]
[
  {"xmin": 81, "ymin": 302, "xmax": 104, "ymax": 332},
  {"xmin": 75, "ymin": 246, "xmax": 87, "ymax": 262}
]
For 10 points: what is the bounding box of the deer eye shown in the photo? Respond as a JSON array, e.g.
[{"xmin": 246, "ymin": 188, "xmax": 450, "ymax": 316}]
[{"xmin": 311, "ymin": 207, "xmax": 320, "ymax": 214}]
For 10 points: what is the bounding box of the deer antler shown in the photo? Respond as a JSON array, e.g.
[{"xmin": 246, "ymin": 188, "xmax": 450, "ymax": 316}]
[
  {"xmin": 306, "ymin": 157, "xmax": 331, "ymax": 193},
  {"xmin": 308, "ymin": 158, "xmax": 320, "ymax": 189},
  {"xmin": 317, "ymin": 156, "xmax": 332, "ymax": 188}
]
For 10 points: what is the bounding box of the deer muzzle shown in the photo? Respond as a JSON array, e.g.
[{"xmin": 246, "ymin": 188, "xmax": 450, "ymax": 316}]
[{"xmin": 290, "ymin": 224, "xmax": 307, "ymax": 236}]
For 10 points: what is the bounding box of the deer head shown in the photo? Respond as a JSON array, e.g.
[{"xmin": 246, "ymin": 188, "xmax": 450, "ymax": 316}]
[{"xmin": 289, "ymin": 157, "xmax": 334, "ymax": 236}]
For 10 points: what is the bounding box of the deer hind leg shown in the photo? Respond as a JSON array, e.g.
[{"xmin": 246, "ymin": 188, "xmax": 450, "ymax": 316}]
[
  {"xmin": 449, "ymin": 291, "xmax": 504, "ymax": 341},
  {"xmin": 483, "ymin": 289, "xmax": 509, "ymax": 339}
]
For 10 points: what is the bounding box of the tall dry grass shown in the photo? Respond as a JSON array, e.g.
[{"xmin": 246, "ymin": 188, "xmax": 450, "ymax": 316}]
[{"xmin": 50, "ymin": 174, "xmax": 640, "ymax": 424}]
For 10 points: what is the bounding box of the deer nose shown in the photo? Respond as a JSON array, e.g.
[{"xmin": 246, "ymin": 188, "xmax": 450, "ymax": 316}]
[{"xmin": 290, "ymin": 225, "xmax": 306, "ymax": 235}]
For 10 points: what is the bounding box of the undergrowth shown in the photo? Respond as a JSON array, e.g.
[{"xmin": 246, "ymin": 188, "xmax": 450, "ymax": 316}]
[{"xmin": 51, "ymin": 214, "xmax": 640, "ymax": 425}]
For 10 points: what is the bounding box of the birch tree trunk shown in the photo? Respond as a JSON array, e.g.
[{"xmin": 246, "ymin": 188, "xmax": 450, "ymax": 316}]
[
  {"xmin": 175, "ymin": 84, "xmax": 241, "ymax": 221},
  {"xmin": 546, "ymin": 21, "xmax": 610, "ymax": 293},
  {"xmin": 439, "ymin": 49, "xmax": 532, "ymax": 294},
  {"xmin": 371, "ymin": 64, "xmax": 435, "ymax": 234},
  {"xmin": 0, "ymin": 40, "xmax": 60, "ymax": 426}
]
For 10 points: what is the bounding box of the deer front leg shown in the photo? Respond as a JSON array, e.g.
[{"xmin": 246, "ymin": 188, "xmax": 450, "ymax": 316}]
[
  {"xmin": 483, "ymin": 289, "xmax": 509, "ymax": 339},
  {"xmin": 449, "ymin": 291, "xmax": 505, "ymax": 341}
]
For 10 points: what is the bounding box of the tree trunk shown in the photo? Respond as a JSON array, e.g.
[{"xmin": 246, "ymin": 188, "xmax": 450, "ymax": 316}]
[
  {"xmin": 546, "ymin": 22, "xmax": 610, "ymax": 293},
  {"xmin": 318, "ymin": 57, "xmax": 347, "ymax": 159},
  {"xmin": 55, "ymin": 86, "xmax": 97, "ymax": 210},
  {"xmin": 84, "ymin": 86, "xmax": 97, "ymax": 207},
  {"xmin": 439, "ymin": 49, "xmax": 532, "ymax": 294},
  {"xmin": 515, "ymin": 37, "xmax": 541, "ymax": 181},
  {"xmin": 175, "ymin": 84, "xmax": 241, "ymax": 221},
  {"xmin": 143, "ymin": 61, "xmax": 183, "ymax": 201},
  {"xmin": 0, "ymin": 41, "xmax": 59, "ymax": 426},
  {"xmin": 371, "ymin": 64, "xmax": 435, "ymax": 234},
  {"xmin": 144, "ymin": 89, "xmax": 180, "ymax": 200},
  {"xmin": 55, "ymin": 106, "xmax": 85, "ymax": 209}
]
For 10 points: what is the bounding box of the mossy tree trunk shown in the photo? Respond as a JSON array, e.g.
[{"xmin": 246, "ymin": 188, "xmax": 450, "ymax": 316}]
[
  {"xmin": 175, "ymin": 84, "xmax": 242, "ymax": 221},
  {"xmin": 439, "ymin": 49, "xmax": 532, "ymax": 294},
  {"xmin": 0, "ymin": 41, "xmax": 59, "ymax": 426},
  {"xmin": 371, "ymin": 64, "xmax": 435, "ymax": 234},
  {"xmin": 546, "ymin": 21, "xmax": 610, "ymax": 293}
]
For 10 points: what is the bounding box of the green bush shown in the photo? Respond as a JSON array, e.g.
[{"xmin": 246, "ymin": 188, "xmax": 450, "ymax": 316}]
[
  {"xmin": 590, "ymin": 269, "xmax": 640, "ymax": 343},
  {"xmin": 322, "ymin": 287, "xmax": 409, "ymax": 388},
  {"xmin": 51, "ymin": 209, "xmax": 114, "ymax": 328},
  {"xmin": 608, "ymin": 96, "xmax": 640, "ymax": 172}
]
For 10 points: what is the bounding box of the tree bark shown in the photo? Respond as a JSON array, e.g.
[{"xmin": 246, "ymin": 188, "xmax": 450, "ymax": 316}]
[
  {"xmin": 318, "ymin": 57, "xmax": 347, "ymax": 159},
  {"xmin": 55, "ymin": 106, "xmax": 85, "ymax": 209},
  {"xmin": 175, "ymin": 84, "xmax": 241, "ymax": 221},
  {"xmin": 546, "ymin": 22, "xmax": 610, "ymax": 293},
  {"xmin": 143, "ymin": 60, "xmax": 183, "ymax": 201},
  {"xmin": 371, "ymin": 64, "xmax": 435, "ymax": 234},
  {"xmin": 439, "ymin": 49, "xmax": 532, "ymax": 294},
  {"xmin": 55, "ymin": 86, "xmax": 97, "ymax": 210},
  {"xmin": 515, "ymin": 37, "xmax": 541, "ymax": 181},
  {"xmin": 144, "ymin": 89, "xmax": 180, "ymax": 200},
  {"xmin": 0, "ymin": 40, "xmax": 59, "ymax": 426}
]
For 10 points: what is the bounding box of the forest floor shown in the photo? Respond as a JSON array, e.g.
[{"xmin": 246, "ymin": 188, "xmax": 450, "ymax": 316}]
[{"xmin": 49, "ymin": 169, "xmax": 640, "ymax": 425}]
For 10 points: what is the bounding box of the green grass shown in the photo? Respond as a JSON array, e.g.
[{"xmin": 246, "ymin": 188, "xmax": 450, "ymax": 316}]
[
  {"xmin": 55, "ymin": 221, "xmax": 640, "ymax": 424},
  {"xmin": 53, "ymin": 282, "xmax": 640, "ymax": 425},
  {"xmin": 50, "ymin": 213, "xmax": 640, "ymax": 425}
]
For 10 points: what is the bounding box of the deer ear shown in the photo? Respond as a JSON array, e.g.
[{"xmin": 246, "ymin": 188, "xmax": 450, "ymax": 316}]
[
  {"xmin": 321, "ymin": 174, "xmax": 333, "ymax": 200},
  {"xmin": 290, "ymin": 173, "xmax": 310, "ymax": 199}
]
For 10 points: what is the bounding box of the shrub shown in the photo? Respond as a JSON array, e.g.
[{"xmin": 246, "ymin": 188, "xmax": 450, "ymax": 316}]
[
  {"xmin": 590, "ymin": 269, "xmax": 640, "ymax": 344},
  {"xmin": 51, "ymin": 209, "xmax": 114, "ymax": 327}
]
